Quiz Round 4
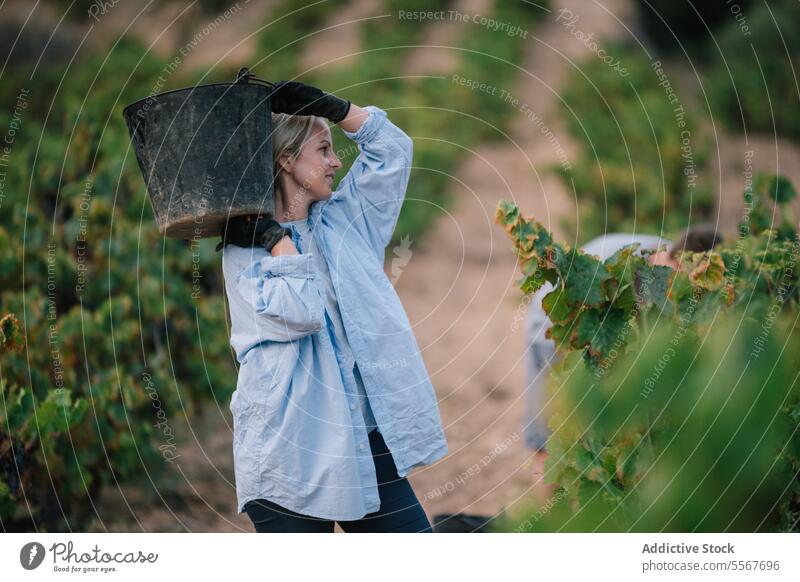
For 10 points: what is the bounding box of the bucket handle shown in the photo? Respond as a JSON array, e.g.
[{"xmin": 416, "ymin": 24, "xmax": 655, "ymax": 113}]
[{"xmin": 235, "ymin": 67, "xmax": 276, "ymax": 89}]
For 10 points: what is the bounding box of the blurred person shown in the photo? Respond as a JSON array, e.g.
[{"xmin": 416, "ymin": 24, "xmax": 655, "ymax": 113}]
[
  {"xmin": 522, "ymin": 225, "xmax": 724, "ymax": 473},
  {"xmin": 217, "ymin": 81, "xmax": 447, "ymax": 532}
]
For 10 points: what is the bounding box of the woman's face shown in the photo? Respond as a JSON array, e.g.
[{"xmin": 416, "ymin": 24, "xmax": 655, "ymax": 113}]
[{"xmin": 281, "ymin": 117, "xmax": 342, "ymax": 203}]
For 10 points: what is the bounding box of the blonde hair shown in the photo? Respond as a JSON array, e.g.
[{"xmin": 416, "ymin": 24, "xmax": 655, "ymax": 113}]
[{"xmin": 270, "ymin": 113, "xmax": 326, "ymax": 195}]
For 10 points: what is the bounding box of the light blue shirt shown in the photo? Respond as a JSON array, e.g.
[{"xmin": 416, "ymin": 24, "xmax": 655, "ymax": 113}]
[
  {"xmin": 280, "ymin": 216, "xmax": 378, "ymax": 433},
  {"xmin": 523, "ymin": 233, "xmax": 671, "ymax": 450},
  {"xmin": 222, "ymin": 105, "xmax": 448, "ymax": 520}
]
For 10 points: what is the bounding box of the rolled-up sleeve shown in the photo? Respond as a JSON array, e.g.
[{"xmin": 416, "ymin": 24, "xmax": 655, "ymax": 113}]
[
  {"xmin": 234, "ymin": 253, "xmax": 324, "ymax": 342},
  {"xmin": 326, "ymin": 105, "xmax": 413, "ymax": 262}
]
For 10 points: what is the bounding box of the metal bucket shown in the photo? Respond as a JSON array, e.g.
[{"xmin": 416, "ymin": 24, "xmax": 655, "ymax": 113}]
[{"xmin": 122, "ymin": 69, "xmax": 274, "ymax": 239}]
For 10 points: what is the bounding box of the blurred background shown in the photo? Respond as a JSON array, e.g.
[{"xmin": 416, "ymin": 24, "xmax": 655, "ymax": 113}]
[{"xmin": 1, "ymin": 0, "xmax": 799, "ymax": 532}]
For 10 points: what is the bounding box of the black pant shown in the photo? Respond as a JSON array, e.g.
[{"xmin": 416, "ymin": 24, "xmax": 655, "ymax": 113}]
[{"xmin": 245, "ymin": 429, "xmax": 433, "ymax": 533}]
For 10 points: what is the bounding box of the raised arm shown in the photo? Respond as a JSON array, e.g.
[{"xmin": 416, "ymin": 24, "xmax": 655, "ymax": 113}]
[{"xmin": 323, "ymin": 105, "xmax": 414, "ymax": 263}]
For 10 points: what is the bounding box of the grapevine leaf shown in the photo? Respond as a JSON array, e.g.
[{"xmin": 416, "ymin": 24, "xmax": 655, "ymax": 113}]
[
  {"xmin": 574, "ymin": 309, "xmax": 601, "ymax": 349},
  {"xmin": 564, "ymin": 250, "xmax": 612, "ymax": 307},
  {"xmin": 574, "ymin": 308, "xmax": 630, "ymax": 358},
  {"xmin": 495, "ymin": 199, "xmax": 520, "ymax": 229},
  {"xmin": 547, "ymin": 321, "xmax": 572, "ymax": 344},
  {"xmin": 613, "ymin": 284, "xmax": 638, "ymax": 312},
  {"xmin": 544, "ymin": 244, "xmax": 566, "ymax": 271},
  {"xmin": 518, "ymin": 269, "xmax": 556, "ymax": 295},
  {"xmin": 604, "ymin": 243, "xmax": 641, "ymax": 286},
  {"xmin": 636, "ymin": 264, "xmax": 673, "ymax": 309},
  {"xmin": 512, "ymin": 219, "xmax": 539, "ymax": 257},
  {"xmin": 667, "ymin": 270, "xmax": 693, "ymax": 303},
  {"xmin": 689, "ymin": 253, "xmax": 726, "ymax": 291},
  {"xmin": 521, "ymin": 253, "xmax": 539, "ymax": 277},
  {"xmin": 542, "ymin": 287, "xmax": 571, "ymax": 324}
]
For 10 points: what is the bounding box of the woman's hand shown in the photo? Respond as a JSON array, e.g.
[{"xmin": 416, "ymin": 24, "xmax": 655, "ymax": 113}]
[
  {"xmin": 215, "ymin": 215, "xmax": 293, "ymax": 254},
  {"xmin": 270, "ymin": 80, "xmax": 351, "ymax": 123}
]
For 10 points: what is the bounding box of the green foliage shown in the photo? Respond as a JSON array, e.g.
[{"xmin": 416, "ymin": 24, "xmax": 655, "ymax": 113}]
[
  {"xmin": 556, "ymin": 43, "xmax": 713, "ymax": 242},
  {"xmin": 0, "ymin": 38, "xmax": 234, "ymax": 531},
  {"xmin": 634, "ymin": 0, "xmax": 757, "ymax": 63},
  {"xmin": 496, "ymin": 174, "xmax": 800, "ymax": 531},
  {"xmin": 496, "ymin": 315, "xmax": 800, "ymax": 532},
  {"xmin": 708, "ymin": 0, "xmax": 800, "ymax": 140}
]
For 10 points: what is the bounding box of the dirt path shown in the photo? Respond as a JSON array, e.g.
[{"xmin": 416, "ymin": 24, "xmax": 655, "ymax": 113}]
[{"xmin": 397, "ymin": 0, "xmax": 636, "ymax": 523}]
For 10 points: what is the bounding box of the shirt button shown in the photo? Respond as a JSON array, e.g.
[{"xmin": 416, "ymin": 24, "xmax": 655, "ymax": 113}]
[
  {"xmin": 350, "ymin": 403, "xmax": 356, "ymax": 411},
  {"xmin": 359, "ymin": 443, "xmax": 366, "ymax": 451}
]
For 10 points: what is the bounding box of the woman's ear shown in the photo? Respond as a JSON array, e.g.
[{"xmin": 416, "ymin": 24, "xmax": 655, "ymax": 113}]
[{"xmin": 277, "ymin": 152, "xmax": 294, "ymax": 175}]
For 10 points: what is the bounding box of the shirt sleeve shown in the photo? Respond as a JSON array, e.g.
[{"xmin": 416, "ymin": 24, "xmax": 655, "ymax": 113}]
[
  {"xmin": 324, "ymin": 105, "xmax": 413, "ymax": 263},
  {"xmin": 234, "ymin": 253, "xmax": 324, "ymax": 342},
  {"xmin": 523, "ymin": 283, "xmax": 559, "ymax": 450}
]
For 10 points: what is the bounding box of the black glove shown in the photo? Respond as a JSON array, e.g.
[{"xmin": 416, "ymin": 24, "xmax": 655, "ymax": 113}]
[
  {"xmin": 269, "ymin": 80, "xmax": 351, "ymax": 123},
  {"xmin": 215, "ymin": 214, "xmax": 292, "ymax": 253}
]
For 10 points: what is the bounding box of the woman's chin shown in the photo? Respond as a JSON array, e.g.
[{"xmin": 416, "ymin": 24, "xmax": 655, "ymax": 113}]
[{"xmin": 309, "ymin": 181, "xmax": 335, "ymax": 200}]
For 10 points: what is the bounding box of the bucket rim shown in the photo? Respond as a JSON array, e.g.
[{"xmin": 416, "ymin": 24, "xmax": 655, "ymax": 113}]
[{"xmin": 122, "ymin": 81, "xmax": 270, "ymax": 116}]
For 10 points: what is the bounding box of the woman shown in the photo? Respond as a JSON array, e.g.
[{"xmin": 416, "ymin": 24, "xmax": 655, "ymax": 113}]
[{"xmin": 217, "ymin": 80, "xmax": 448, "ymax": 533}]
